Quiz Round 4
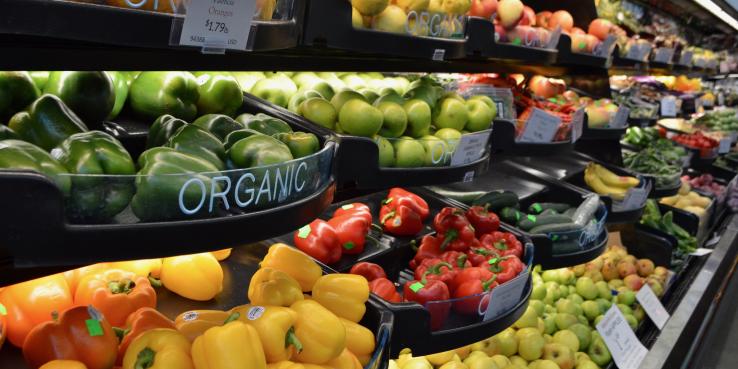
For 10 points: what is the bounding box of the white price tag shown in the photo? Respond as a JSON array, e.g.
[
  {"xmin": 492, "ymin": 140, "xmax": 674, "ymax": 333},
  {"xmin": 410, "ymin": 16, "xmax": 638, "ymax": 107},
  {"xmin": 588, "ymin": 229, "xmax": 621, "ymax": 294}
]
[
  {"xmin": 450, "ymin": 130, "xmax": 492, "ymax": 166},
  {"xmin": 627, "ymin": 43, "xmax": 652, "ymax": 61},
  {"xmin": 596, "ymin": 306, "xmax": 649, "ymax": 369},
  {"xmin": 595, "ymin": 35, "xmax": 617, "ymax": 58},
  {"xmin": 653, "ymin": 48, "xmax": 675, "ymax": 64},
  {"xmin": 719, "ymin": 138, "xmax": 732, "ymax": 154},
  {"xmin": 690, "ymin": 247, "xmax": 713, "ymax": 256},
  {"xmin": 661, "ymin": 96, "xmax": 677, "ymax": 117},
  {"xmin": 721, "ymin": 61, "xmax": 730, "ymax": 74},
  {"xmin": 636, "ymin": 285, "xmax": 670, "ymax": 329},
  {"xmin": 519, "ymin": 108, "xmax": 562, "ymax": 143},
  {"xmin": 463, "ymin": 171, "xmax": 475, "ymax": 183},
  {"xmin": 432, "ymin": 49, "xmax": 446, "ymax": 61},
  {"xmin": 484, "ymin": 270, "xmax": 529, "ymax": 320},
  {"xmin": 179, "ymin": 0, "xmax": 256, "ymax": 51},
  {"xmin": 571, "ymin": 108, "xmax": 585, "ymax": 142},
  {"xmin": 613, "ymin": 186, "xmax": 648, "ymax": 212},
  {"xmin": 679, "ymin": 51, "xmax": 693, "ymax": 66},
  {"xmin": 610, "ymin": 107, "xmax": 630, "ymax": 128}
]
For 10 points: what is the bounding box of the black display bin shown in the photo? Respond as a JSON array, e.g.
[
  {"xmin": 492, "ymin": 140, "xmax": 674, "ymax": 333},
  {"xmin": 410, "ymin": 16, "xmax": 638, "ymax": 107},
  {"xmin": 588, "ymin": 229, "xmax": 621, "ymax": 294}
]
[
  {"xmin": 492, "ymin": 119, "xmax": 574, "ymax": 156},
  {"xmin": 555, "ymin": 34, "xmax": 611, "ymax": 68}
]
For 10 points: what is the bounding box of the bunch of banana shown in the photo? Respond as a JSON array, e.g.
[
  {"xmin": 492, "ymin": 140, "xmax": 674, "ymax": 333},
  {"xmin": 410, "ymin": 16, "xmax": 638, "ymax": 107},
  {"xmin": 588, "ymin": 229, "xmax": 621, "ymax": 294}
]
[{"xmin": 584, "ymin": 163, "xmax": 639, "ymax": 201}]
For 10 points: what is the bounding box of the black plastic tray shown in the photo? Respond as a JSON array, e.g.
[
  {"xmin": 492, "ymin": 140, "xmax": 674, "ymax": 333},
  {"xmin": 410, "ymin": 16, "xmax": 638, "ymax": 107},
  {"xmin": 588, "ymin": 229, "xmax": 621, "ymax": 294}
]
[
  {"xmin": 464, "ymin": 17, "xmax": 558, "ymax": 64},
  {"xmin": 493, "ymin": 119, "xmax": 574, "ymax": 156},
  {"xmin": 554, "ymin": 34, "xmax": 610, "ymax": 68},
  {"xmin": 581, "ymin": 113, "xmax": 627, "ymax": 140}
]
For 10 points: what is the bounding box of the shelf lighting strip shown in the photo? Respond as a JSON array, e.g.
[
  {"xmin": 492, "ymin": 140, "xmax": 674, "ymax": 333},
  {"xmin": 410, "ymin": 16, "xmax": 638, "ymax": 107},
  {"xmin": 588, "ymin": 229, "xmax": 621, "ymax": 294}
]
[{"xmin": 693, "ymin": 0, "xmax": 738, "ymax": 31}]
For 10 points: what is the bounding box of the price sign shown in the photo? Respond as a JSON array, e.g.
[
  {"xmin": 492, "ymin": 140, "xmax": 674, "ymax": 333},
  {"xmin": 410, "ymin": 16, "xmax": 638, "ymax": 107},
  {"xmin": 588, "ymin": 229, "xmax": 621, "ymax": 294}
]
[
  {"xmin": 571, "ymin": 108, "xmax": 585, "ymax": 143},
  {"xmin": 679, "ymin": 51, "xmax": 693, "ymax": 66},
  {"xmin": 653, "ymin": 48, "xmax": 675, "ymax": 64},
  {"xmin": 636, "ymin": 285, "xmax": 670, "ymax": 329},
  {"xmin": 661, "ymin": 96, "xmax": 677, "ymax": 117},
  {"xmin": 450, "ymin": 130, "xmax": 492, "ymax": 166},
  {"xmin": 519, "ymin": 108, "xmax": 562, "ymax": 143},
  {"xmin": 690, "ymin": 248, "xmax": 713, "ymax": 256},
  {"xmin": 179, "ymin": 0, "xmax": 256, "ymax": 51},
  {"xmin": 594, "ymin": 35, "xmax": 617, "ymax": 58},
  {"xmin": 610, "ymin": 107, "xmax": 630, "ymax": 128},
  {"xmin": 484, "ymin": 269, "xmax": 529, "ymax": 320},
  {"xmin": 719, "ymin": 138, "xmax": 732, "ymax": 154},
  {"xmin": 433, "ymin": 49, "xmax": 446, "ymax": 61},
  {"xmin": 596, "ymin": 306, "xmax": 649, "ymax": 369}
]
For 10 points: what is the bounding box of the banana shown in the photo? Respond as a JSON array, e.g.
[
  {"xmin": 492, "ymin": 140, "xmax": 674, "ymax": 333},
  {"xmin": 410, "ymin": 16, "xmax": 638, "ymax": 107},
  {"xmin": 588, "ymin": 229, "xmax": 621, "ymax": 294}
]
[
  {"xmin": 585, "ymin": 166, "xmax": 627, "ymax": 201},
  {"xmin": 590, "ymin": 163, "xmax": 639, "ymax": 189}
]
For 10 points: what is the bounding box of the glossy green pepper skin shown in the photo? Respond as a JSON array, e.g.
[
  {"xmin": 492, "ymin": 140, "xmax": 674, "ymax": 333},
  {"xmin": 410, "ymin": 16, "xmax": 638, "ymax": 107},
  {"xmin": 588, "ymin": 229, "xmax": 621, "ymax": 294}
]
[
  {"xmin": 0, "ymin": 71, "xmax": 41, "ymax": 123},
  {"xmin": 106, "ymin": 71, "xmax": 130, "ymax": 120},
  {"xmin": 193, "ymin": 114, "xmax": 244, "ymax": 141},
  {"xmin": 51, "ymin": 131, "xmax": 136, "ymax": 221},
  {"xmin": 227, "ymin": 134, "xmax": 293, "ymax": 169},
  {"xmin": 236, "ymin": 113, "xmax": 293, "ymax": 136},
  {"xmin": 274, "ymin": 131, "xmax": 320, "ymax": 158},
  {"xmin": 129, "ymin": 71, "xmax": 199, "ymax": 121},
  {"xmin": 29, "ymin": 71, "xmax": 49, "ymax": 91},
  {"xmin": 0, "ymin": 125, "xmax": 20, "ymax": 140},
  {"xmin": 8, "ymin": 94, "xmax": 88, "ymax": 151},
  {"xmin": 43, "ymin": 71, "xmax": 115, "ymax": 127},
  {"xmin": 223, "ymin": 128, "xmax": 264, "ymax": 149},
  {"xmin": 167, "ymin": 125, "xmax": 226, "ymax": 170},
  {"xmin": 194, "ymin": 72, "xmax": 243, "ymax": 117},
  {"xmin": 132, "ymin": 147, "xmax": 221, "ymax": 222},
  {"xmin": 147, "ymin": 114, "xmax": 189, "ymax": 149},
  {"xmin": 0, "ymin": 139, "xmax": 71, "ymax": 195}
]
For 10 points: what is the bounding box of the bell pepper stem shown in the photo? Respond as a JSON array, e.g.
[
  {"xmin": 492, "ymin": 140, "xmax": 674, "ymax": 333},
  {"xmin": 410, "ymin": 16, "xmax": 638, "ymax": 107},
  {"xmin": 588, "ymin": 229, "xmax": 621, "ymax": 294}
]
[
  {"xmin": 286, "ymin": 326, "xmax": 304, "ymax": 353},
  {"xmin": 440, "ymin": 229, "xmax": 459, "ymax": 250},
  {"xmin": 223, "ymin": 312, "xmax": 240, "ymax": 325},
  {"xmin": 135, "ymin": 347, "xmax": 156, "ymax": 369},
  {"xmin": 410, "ymin": 239, "xmax": 418, "ymax": 251},
  {"xmin": 456, "ymin": 254, "xmax": 468, "ymax": 268},
  {"xmin": 113, "ymin": 327, "xmax": 130, "ymax": 342},
  {"xmin": 482, "ymin": 276, "xmax": 498, "ymax": 291},
  {"xmin": 380, "ymin": 211, "xmax": 396, "ymax": 224},
  {"xmin": 108, "ymin": 278, "xmax": 135, "ymax": 294},
  {"xmin": 148, "ymin": 275, "xmax": 162, "ymax": 288}
]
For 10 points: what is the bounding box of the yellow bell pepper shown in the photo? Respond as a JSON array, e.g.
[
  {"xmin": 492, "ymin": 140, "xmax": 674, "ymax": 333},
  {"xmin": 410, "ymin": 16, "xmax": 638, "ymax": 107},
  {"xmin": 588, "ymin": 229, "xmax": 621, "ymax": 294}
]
[
  {"xmin": 123, "ymin": 328, "xmax": 194, "ymax": 369},
  {"xmin": 192, "ymin": 320, "xmax": 266, "ymax": 369},
  {"xmin": 326, "ymin": 348, "xmax": 363, "ymax": 369},
  {"xmin": 39, "ymin": 361, "xmax": 88, "ymax": 369},
  {"xmin": 174, "ymin": 310, "xmax": 231, "ymax": 342},
  {"xmin": 210, "ymin": 248, "xmax": 232, "ymax": 261},
  {"xmin": 455, "ymin": 345, "xmax": 472, "ymax": 360},
  {"xmin": 229, "ymin": 304, "xmax": 303, "ymax": 363},
  {"xmin": 339, "ymin": 318, "xmax": 375, "ymax": 366},
  {"xmin": 290, "ymin": 299, "xmax": 346, "ymax": 364},
  {"xmin": 267, "ymin": 361, "xmax": 331, "ymax": 369},
  {"xmin": 425, "ymin": 350, "xmax": 457, "ymax": 366},
  {"xmin": 161, "ymin": 253, "xmax": 223, "ymax": 301},
  {"xmin": 261, "ymin": 244, "xmax": 322, "ymax": 292},
  {"xmin": 312, "ymin": 274, "xmax": 369, "ymax": 322},
  {"xmin": 389, "ymin": 360, "xmax": 400, "ymax": 369},
  {"xmin": 248, "ymin": 268, "xmax": 304, "ymax": 307},
  {"xmin": 401, "ymin": 357, "xmax": 433, "ymax": 369},
  {"xmin": 109, "ymin": 258, "xmax": 163, "ymax": 278}
]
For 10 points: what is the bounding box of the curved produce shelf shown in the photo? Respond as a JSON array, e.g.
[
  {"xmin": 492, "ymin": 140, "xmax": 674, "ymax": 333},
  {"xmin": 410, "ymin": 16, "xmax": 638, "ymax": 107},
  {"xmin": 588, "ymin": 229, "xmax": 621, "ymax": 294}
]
[{"xmin": 492, "ymin": 120, "xmax": 574, "ymax": 156}]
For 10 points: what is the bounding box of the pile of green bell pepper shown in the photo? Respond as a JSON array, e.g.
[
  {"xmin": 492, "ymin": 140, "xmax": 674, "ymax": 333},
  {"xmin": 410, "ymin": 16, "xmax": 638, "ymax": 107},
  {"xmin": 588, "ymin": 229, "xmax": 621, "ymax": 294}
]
[
  {"xmin": 8, "ymin": 94, "xmax": 89, "ymax": 151},
  {"xmin": 0, "ymin": 71, "xmax": 40, "ymax": 123},
  {"xmin": 0, "ymin": 139, "xmax": 71, "ymax": 195},
  {"xmin": 640, "ymin": 199, "xmax": 698, "ymax": 270}
]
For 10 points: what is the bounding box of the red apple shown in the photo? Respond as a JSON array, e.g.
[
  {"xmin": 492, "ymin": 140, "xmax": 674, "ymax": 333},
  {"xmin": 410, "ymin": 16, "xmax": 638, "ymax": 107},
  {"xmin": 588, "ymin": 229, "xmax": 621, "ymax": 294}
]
[
  {"xmin": 562, "ymin": 90, "xmax": 580, "ymax": 102},
  {"xmin": 507, "ymin": 25, "xmax": 539, "ymax": 47},
  {"xmin": 469, "ymin": 0, "xmax": 498, "ymax": 19},
  {"xmin": 570, "ymin": 27, "xmax": 586, "ymax": 35},
  {"xmin": 518, "ymin": 6, "xmax": 536, "ymax": 26},
  {"xmin": 536, "ymin": 11, "xmax": 552, "ymax": 28},
  {"xmin": 585, "ymin": 34, "xmax": 601, "ymax": 52},
  {"xmin": 570, "ymin": 33, "xmax": 589, "ymax": 53},
  {"xmin": 549, "ymin": 10, "xmax": 574, "ymax": 31},
  {"xmin": 497, "ymin": 0, "xmax": 524, "ymax": 30},
  {"xmin": 537, "ymin": 27, "xmax": 551, "ymax": 47},
  {"xmin": 494, "ymin": 24, "xmax": 508, "ymax": 42},
  {"xmin": 529, "ymin": 75, "xmax": 566, "ymax": 99},
  {"xmin": 588, "ymin": 18, "xmax": 614, "ymax": 41}
]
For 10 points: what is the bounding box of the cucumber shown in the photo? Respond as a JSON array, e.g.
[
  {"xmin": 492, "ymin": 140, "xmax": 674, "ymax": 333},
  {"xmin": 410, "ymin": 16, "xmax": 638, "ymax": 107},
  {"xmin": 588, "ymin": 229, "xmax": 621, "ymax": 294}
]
[
  {"xmin": 472, "ymin": 190, "xmax": 519, "ymax": 212},
  {"xmin": 527, "ymin": 202, "xmax": 572, "ymax": 214},
  {"xmin": 425, "ymin": 186, "xmax": 487, "ymax": 205},
  {"xmin": 572, "ymin": 194, "xmax": 601, "ymax": 226},
  {"xmin": 529, "ymin": 222, "xmax": 583, "ymax": 234},
  {"xmin": 500, "ymin": 207, "xmax": 526, "ymax": 225},
  {"xmin": 540, "ymin": 208, "xmax": 560, "ymax": 216},
  {"xmin": 518, "ymin": 214, "xmax": 574, "ymax": 231},
  {"xmin": 563, "ymin": 208, "xmax": 577, "ymax": 217}
]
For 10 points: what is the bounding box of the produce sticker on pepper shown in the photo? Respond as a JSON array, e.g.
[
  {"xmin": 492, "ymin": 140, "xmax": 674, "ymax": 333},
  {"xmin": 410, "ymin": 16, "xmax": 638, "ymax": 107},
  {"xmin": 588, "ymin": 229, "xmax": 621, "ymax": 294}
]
[
  {"xmin": 85, "ymin": 319, "xmax": 104, "ymax": 337},
  {"xmin": 409, "ymin": 282, "xmax": 425, "ymax": 292},
  {"xmin": 297, "ymin": 225, "xmax": 312, "ymax": 239}
]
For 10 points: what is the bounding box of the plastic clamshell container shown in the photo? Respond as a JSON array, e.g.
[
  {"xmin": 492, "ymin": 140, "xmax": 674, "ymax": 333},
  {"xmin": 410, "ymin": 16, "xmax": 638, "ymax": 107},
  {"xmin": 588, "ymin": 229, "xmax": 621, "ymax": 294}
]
[
  {"xmin": 464, "ymin": 17, "xmax": 558, "ymax": 64},
  {"xmin": 379, "ymin": 129, "xmax": 492, "ymax": 168},
  {"xmin": 352, "ymin": 6, "xmax": 467, "ymax": 40},
  {"xmin": 538, "ymin": 203, "xmax": 608, "ymax": 252}
]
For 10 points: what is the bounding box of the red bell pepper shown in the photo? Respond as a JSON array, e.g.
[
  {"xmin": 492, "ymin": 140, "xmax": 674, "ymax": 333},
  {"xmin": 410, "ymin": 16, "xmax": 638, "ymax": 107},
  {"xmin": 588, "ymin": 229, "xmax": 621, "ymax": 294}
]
[
  {"xmin": 480, "ymin": 231, "xmax": 523, "ymax": 259},
  {"xmin": 350, "ymin": 262, "xmax": 387, "ymax": 282},
  {"xmin": 293, "ymin": 219, "xmax": 342, "ymax": 264},
  {"xmin": 414, "ymin": 259, "xmax": 455, "ymax": 286},
  {"xmin": 410, "ymin": 234, "xmax": 444, "ymax": 269},
  {"xmin": 448, "ymin": 266, "xmax": 494, "ymax": 293},
  {"xmin": 403, "ymin": 279, "xmax": 451, "ymax": 330},
  {"xmin": 327, "ymin": 214, "xmax": 371, "ymax": 255},
  {"xmin": 452, "ymin": 276, "xmax": 498, "ymax": 315},
  {"xmin": 440, "ymin": 251, "xmax": 472, "ymax": 269},
  {"xmin": 465, "ymin": 206, "xmax": 500, "ymax": 237},
  {"xmin": 380, "ymin": 204, "xmax": 425, "ymax": 236},
  {"xmin": 488, "ymin": 256, "xmax": 524, "ymax": 284},
  {"xmin": 369, "ymin": 278, "xmax": 402, "ymax": 303},
  {"xmin": 333, "ymin": 202, "xmax": 373, "ymax": 224},
  {"xmin": 466, "ymin": 246, "xmax": 500, "ymax": 267},
  {"xmin": 384, "ymin": 188, "xmax": 430, "ymax": 220},
  {"xmin": 434, "ymin": 207, "xmax": 477, "ymax": 252}
]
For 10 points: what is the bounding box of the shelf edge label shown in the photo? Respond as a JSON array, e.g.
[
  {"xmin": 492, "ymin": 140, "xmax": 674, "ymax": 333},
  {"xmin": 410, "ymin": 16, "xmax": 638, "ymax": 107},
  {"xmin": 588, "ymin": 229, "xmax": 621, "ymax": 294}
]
[
  {"xmin": 178, "ymin": 0, "xmax": 256, "ymax": 51},
  {"xmin": 635, "ymin": 285, "xmax": 669, "ymax": 329},
  {"xmin": 596, "ymin": 305, "xmax": 648, "ymax": 369},
  {"xmin": 518, "ymin": 108, "xmax": 561, "ymax": 143}
]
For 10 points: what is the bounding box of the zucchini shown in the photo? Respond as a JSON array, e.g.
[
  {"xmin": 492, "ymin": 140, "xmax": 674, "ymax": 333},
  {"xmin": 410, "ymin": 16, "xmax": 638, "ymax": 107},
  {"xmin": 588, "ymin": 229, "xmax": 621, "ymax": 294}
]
[
  {"xmin": 425, "ymin": 186, "xmax": 487, "ymax": 205},
  {"xmin": 527, "ymin": 202, "xmax": 572, "ymax": 214},
  {"xmin": 518, "ymin": 214, "xmax": 573, "ymax": 231},
  {"xmin": 500, "ymin": 207, "xmax": 526, "ymax": 225},
  {"xmin": 472, "ymin": 190, "xmax": 519, "ymax": 212},
  {"xmin": 572, "ymin": 194, "xmax": 601, "ymax": 226},
  {"xmin": 529, "ymin": 222, "xmax": 583, "ymax": 234}
]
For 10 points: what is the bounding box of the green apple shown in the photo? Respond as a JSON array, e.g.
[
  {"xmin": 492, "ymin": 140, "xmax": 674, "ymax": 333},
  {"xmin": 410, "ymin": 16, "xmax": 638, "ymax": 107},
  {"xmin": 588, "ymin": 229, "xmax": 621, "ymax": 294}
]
[
  {"xmin": 587, "ymin": 335, "xmax": 612, "ymax": 367},
  {"xmin": 434, "ymin": 128, "xmax": 462, "ymax": 153},
  {"xmin": 543, "ymin": 314, "xmax": 557, "ymax": 335},
  {"xmin": 541, "ymin": 270, "xmax": 559, "ymax": 283},
  {"xmin": 374, "ymin": 136, "xmax": 395, "ymax": 167},
  {"xmin": 516, "ymin": 328, "xmax": 545, "ymax": 361},
  {"xmin": 595, "ymin": 281, "xmax": 611, "ymax": 300},
  {"xmin": 359, "ymin": 88, "xmax": 379, "ymax": 104},
  {"xmin": 558, "ymin": 269, "xmax": 575, "ymax": 285},
  {"xmin": 351, "ymin": 0, "xmax": 389, "ymax": 16},
  {"xmin": 567, "ymin": 323, "xmax": 591, "ymax": 351},
  {"xmin": 555, "ymin": 299, "xmax": 577, "ymax": 315},
  {"xmin": 291, "ymin": 72, "xmax": 322, "ymax": 89},
  {"xmin": 510, "ymin": 356, "xmax": 527, "ymax": 368},
  {"xmin": 374, "ymin": 91, "xmax": 405, "ymax": 106},
  {"xmin": 596, "ymin": 298, "xmax": 612, "ymax": 312},
  {"xmin": 575, "ymin": 360, "xmax": 600, "ymax": 369},
  {"xmin": 300, "ymin": 97, "xmax": 337, "ymax": 130},
  {"xmin": 581, "ymin": 301, "xmax": 601, "ymax": 321},
  {"xmin": 624, "ymin": 314, "xmax": 638, "ymax": 330},
  {"xmin": 633, "ymin": 305, "xmax": 645, "ymax": 322},
  {"xmin": 542, "ymin": 343, "xmax": 575, "ymax": 369},
  {"xmin": 496, "ymin": 328, "xmax": 519, "ymax": 357},
  {"xmin": 616, "ymin": 304, "xmax": 632, "ymax": 315},
  {"xmin": 553, "ymin": 330, "xmax": 579, "ymax": 352},
  {"xmin": 403, "ymin": 99, "xmax": 432, "ymax": 137},
  {"xmin": 558, "ymin": 285, "xmax": 570, "ymax": 299},
  {"xmin": 608, "ymin": 279, "xmax": 624, "ymax": 289},
  {"xmin": 543, "ymin": 287, "xmax": 557, "ymax": 306},
  {"xmin": 469, "ymin": 95, "xmax": 496, "ymax": 110},
  {"xmin": 593, "ymin": 315, "xmax": 604, "ymax": 326},
  {"xmin": 230, "ymin": 71, "xmax": 265, "ymax": 92},
  {"xmin": 554, "ymin": 313, "xmax": 578, "ymax": 330},
  {"xmin": 574, "ymin": 352, "xmax": 591, "ymax": 364},
  {"xmin": 569, "ymin": 294, "xmax": 584, "ymax": 305},
  {"xmin": 514, "ymin": 306, "xmax": 540, "ymax": 329},
  {"xmin": 441, "ymin": 91, "xmax": 465, "ymax": 101},
  {"xmin": 578, "ymin": 315, "xmax": 589, "ymax": 325},
  {"xmin": 392, "ymin": 137, "xmax": 425, "ymax": 168},
  {"xmin": 317, "ymin": 72, "xmax": 346, "ymax": 91},
  {"xmin": 529, "ymin": 300, "xmax": 545, "ymax": 317},
  {"xmin": 617, "ymin": 290, "xmax": 636, "ymax": 306},
  {"xmin": 532, "ymin": 359, "xmax": 563, "ymax": 369},
  {"xmin": 300, "ymin": 81, "xmax": 335, "ymax": 101},
  {"xmin": 419, "ymin": 135, "xmax": 450, "ymax": 166},
  {"xmin": 404, "ymin": 84, "xmax": 439, "ymax": 109},
  {"xmin": 288, "ymin": 90, "xmax": 323, "ymax": 113},
  {"xmin": 250, "ymin": 77, "xmax": 295, "ymax": 107},
  {"xmin": 433, "ymin": 97, "xmax": 469, "ymax": 130},
  {"xmin": 341, "ymin": 74, "xmax": 366, "ymax": 90},
  {"xmin": 544, "ymin": 305, "xmax": 556, "ymax": 315},
  {"xmin": 376, "ymin": 101, "xmax": 408, "ymax": 138},
  {"xmin": 331, "ymin": 90, "xmax": 366, "ymax": 112},
  {"xmin": 531, "ymin": 284, "xmax": 546, "ymax": 300},
  {"xmin": 389, "ymin": 76, "xmax": 410, "ymax": 95},
  {"xmin": 339, "ymin": 99, "xmax": 383, "ymax": 137},
  {"xmin": 575, "ymin": 277, "xmax": 598, "ymax": 300}
]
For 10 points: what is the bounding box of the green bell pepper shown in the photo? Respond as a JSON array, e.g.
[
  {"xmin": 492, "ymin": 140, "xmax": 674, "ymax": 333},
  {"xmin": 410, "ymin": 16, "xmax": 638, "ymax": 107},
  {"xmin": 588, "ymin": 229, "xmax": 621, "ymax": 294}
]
[
  {"xmin": 227, "ymin": 135, "xmax": 293, "ymax": 168},
  {"xmin": 106, "ymin": 71, "xmax": 130, "ymax": 120},
  {"xmin": 0, "ymin": 125, "xmax": 19, "ymax": 140},
  {"xmin": 167, "ymin": 125, "xmax": 226, "ymax": 170},
  {"xmin": 192, "ymin": 114, "xmax": 244, "ymax": 141},
  {"xmin": 223, "ymin": 128, "xmax": 264, "ymax": 149},
  {"xmin": 0, "ymin": 71, "xmax": 41, "ymax": 123},
  {"xmin": 147, "ymin": 114, "xmax": 189, "ymax": 149},
  {"xmin": 43, "ymin": 71, "xmax": 115, "ymax": 126},
  {"xmin": 235, "ymin": 113, "xmax": 293, "ymax": 135},
  {"xmin": 8, "ymin": 94, "xmax": 88, "ymax": 151},
  {"xmin": 274, "ymin": 131, "xmax": 320, "ymax": 158},
  {"xmin": 51, "ymin": 131, "xmax": 136, "ymax": 221},
  {"xmin": 129, "ymin": 71, "xmax": 199, "ymax": 121},
  {"xmin": 194, "ymin": 72, "xmax": 243, "ymax": 117},
  {"xmin": 131, "ymin": 147, "xmax": 222, "ymax": 222},
  {"xmin": 29, "ymin": 71, "xmax": 49, "ymax": 90},
  {"xmin": 0, "ymin": 139, "xmax": 71, "ymax": 195}
]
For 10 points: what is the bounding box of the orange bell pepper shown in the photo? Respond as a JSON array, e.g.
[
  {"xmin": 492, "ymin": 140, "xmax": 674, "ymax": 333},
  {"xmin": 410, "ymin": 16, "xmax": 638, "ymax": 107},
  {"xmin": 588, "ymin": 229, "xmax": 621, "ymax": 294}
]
[
  {"xmin": 174, "ymin": 310, "xmax": 231, "ymax": 342},
  {"xmin": 40, "ymin": 360, "xmax": 89, "ymax": 369},
  {"xmin": 116, "ymin": 307, "xmax": 176, "ymax": 365},
  {"xmin": 74, "ymin": 269, "xmax": 157, "ymax": 327},
  {"xmin": 210, "ymin": 249, "xmax": 232, "ymax": 261},
  {"xmin": 64, "ymin": 264, "xmax": 111, "ymax": 295},
  {"xmin": 23, "ymin": 305, "xmax": 118, "ymax": 369},
  {"xmin": 0, "ymin": 274, "xmax": 74, "ymax": 347},
  {"xmin": 1, "ymin": 307, "xmax": 6, "ymax": 350}
]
